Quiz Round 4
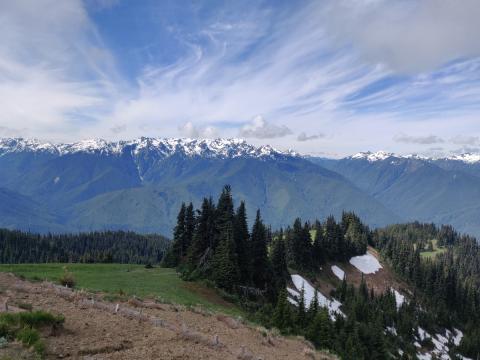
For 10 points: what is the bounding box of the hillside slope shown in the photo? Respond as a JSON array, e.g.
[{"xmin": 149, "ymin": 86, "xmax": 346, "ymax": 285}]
[
  {"xmin": 310, "ymin": 153, "xmax": 480, "ymax": 237},
  {"xmin": 0, "ymin": 138, "xmax": 399, "ymax": 234}
]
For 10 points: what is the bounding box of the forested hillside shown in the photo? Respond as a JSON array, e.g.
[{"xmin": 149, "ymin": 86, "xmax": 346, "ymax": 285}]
[
  {"xmin": 0, "ymin": 230, "xmax": 169, "ymax": 264},
  {"xmin": 165, "ymin": 186, "xmax": 480, "ymax": 359}
]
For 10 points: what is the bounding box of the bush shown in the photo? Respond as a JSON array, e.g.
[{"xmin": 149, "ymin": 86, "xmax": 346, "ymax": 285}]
[
  {"xmin": 16, "ymin": 302, "xmax": 33, "ymax": 311},
  {"xmin": 0, "ymin": 311, "xmax": 64, "ymax": 329},
  {"xmin": 59, "ymin": 267, "xmax": 75, "ymax": 288},
  {"xmin": 16, "ymin": 327, "xmax": 40, "ymax": 346},
  {"xmin": 33, "ymin": 339, "xmax": 45, "ymax": 356}
]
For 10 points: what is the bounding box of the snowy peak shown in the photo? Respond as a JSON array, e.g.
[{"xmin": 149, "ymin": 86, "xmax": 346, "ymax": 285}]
[
  {"xmin": 445, "ymin": 153, "xmax": 480, "ymax": 164},
  {"xmin": 0, "ymin": 137, "xmax": 297, "ymax": 160},
  {"xmin": 348, "ymin": 151, "xmax": 480, "ymax": 164},
  {"xmin": 350, "ymin": 151, "xmax": 395, "ymax": 162}
]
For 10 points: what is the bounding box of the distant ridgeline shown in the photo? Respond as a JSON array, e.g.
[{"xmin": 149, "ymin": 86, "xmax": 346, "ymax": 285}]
[
  {"xmin": 165, "ymin": 186, "xmax": 480, "ymax": 359},
  {"xmin": 0, "ymin": 230, "xmax": 169, "ymax": 264}
]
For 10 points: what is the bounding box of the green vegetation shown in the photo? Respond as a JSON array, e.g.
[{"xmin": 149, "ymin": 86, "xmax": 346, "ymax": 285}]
[
  {"xmin": 0, "ymin": 264, "xmax": 243, "ymax": 317},
  {"xmin": 0, "ymin": 310, "xmax": 64, "ymax": 358},
  {"xmin": 0, "ymin": 229, "xmax": 169, "ymax": 264},
  {"xmin": 419, "ymin": 239, "xmax": 447, "ymax": 258}
]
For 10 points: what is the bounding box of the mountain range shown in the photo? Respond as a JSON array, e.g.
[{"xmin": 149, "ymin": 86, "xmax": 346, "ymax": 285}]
[{"xmin": 1, "ymin": 138, "xmax": 479, "ymax": 238}]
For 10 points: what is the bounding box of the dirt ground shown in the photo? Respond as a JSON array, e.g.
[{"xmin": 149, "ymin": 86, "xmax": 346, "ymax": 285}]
[{"xmin": 0, "ymin": 273, "xmax": 336, "ymax": 360}]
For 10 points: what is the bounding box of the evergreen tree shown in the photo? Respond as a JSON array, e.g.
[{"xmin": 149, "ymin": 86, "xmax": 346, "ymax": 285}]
[
  {"xmin": 273, "ymin": 289, "xmax": 293, "ymax": 333},
  {"xmin": 250, "ymin": 210, "xmax": 270, "ymax": 289},
  {"xmin": 162, "ymin": 203, "xmax": 186, "ymax": 267},
  {"xmin": 297, "ymin": 284, "xmax": 307, "ymax": 330},
  {"xmin": 212, "ymin": 223, "xmax": 239, "ymax": 291},
  {"xmin": 270, "ymin": 232, "xmax": 289, "ymax": 292},
  {"xmin": 233, "ymin": 201, "xmax": 250, "ymax": 283},
  {"xmin": 186, "ymin": 197, "xmax": 215, "ymax": 272},
  {"xmin": 306, "ymin": 308, "xmax": 332, "ymax": 350}
]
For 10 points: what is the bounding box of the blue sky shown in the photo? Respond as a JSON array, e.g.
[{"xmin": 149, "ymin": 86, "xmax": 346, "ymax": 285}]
[{"xmin": 1, "ymin": 0, "xmax": 480, "ymax": 157}]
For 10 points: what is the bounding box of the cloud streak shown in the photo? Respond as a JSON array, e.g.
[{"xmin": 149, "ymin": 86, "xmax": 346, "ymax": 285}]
[
  {"xmin": 0, "ymin": 1, "xmax": 480, "ymax": 157},
  {"xmin": 394, "ymin": 133, "xmax": 445, "ymax": 145},
  {"xmin": 297, "ymin": 132, "xmax": 326, "ymax": 142}
]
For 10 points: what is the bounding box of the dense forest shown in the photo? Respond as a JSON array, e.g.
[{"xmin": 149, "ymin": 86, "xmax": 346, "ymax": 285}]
[
  {"xmin": 1, "ymin": 185, "xmax": 480, "ymax": 358},
  {"xmin": 0, "ymin": 230, "xmax": 169, "ymax": 264},
  {"xmin": 165, "ymin": 186, "xmax": 480, "ymax": 359},
  {"xmin": 374, "ymin": 223, "xmax": 480, "ymax": 357}
]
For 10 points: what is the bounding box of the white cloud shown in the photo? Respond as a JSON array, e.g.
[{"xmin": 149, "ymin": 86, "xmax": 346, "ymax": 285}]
[
  {"xmin": 0, "ymin": 1, "xmax": 480, "ymax": 157},
  {"xmin": 179, "ymin": 122, "xmax": 218, "ymax": 139},
  {"xmin": 394, "ymin": 133, "xmax": 444, "ymax": 145},
  {"xmin": 297, "ymin": 132, "xmax": 326, "ymax": 142},
  {"xmin": 450, "ymin": 135, "xmax": 480, "ymax": 146},
  {"xmin": 239, "ymin": 116, "xmax": 292, "ymax": 139},
  {"xmin": 324, "ymin": 0, "xmax": 480, "ymax": 74}
]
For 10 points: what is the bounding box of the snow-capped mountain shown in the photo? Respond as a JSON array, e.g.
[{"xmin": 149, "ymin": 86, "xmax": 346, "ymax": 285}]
[
  {"xmin": 0, "ymin": 137, "xmax": 396, "ymax": 235},
  {"xmin": 0, "ymin": 137, "xmax": 297, "ymax": 160},
  {"xmin": 349, "ymin": 150, "xmax": 480, "ymax": 164},
  {"xmin": 309, "ymin": 151, "xmax": 480, "ymax": 239}
]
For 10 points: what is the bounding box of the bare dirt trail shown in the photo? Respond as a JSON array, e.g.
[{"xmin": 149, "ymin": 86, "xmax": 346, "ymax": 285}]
[{"xmin": 0, "ymin": 273, "xmax": 336, "ymax": 360}]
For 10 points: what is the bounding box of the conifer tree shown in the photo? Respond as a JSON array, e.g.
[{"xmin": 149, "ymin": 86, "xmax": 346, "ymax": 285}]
[
  {"xmin": 250, "ymin": 210, "xmax": 269, "ymax": 289},
  {"xmin": 312, "ymin": 221, "xmax": 325, "ymax": 266},
  {"xmin": 308, "ymin": 289, "xmax": 319, "ymax": 321},
  {"xmin": 212, "ymin": 223, "xmax": 239, "ymax": 291},
  {"xmin": 273, "ymin": 289, "xmax": 293, "ymax": 333},
  {"xmin": 184, "ymin": 202, "xmax": 195, "ymax": 254},
  {"xmin": 186, "ymin": 197, "xmax": 215, "ymax": 272},
  {"xmin": 270, "ymin": 232, "xmax": 289, "ymax": 292},
  {"xmin": 162, "ymin": 203, "xmax": 186, "ymax": 267},
  {"xmin": 233, "ymin": 201, "xmax": 250, "ymax": 283},
  {"xmin": 306, "ymin": 308, "xmax": 332, "ymax": 350},
  {"xmin": 214, "ymin": 185, "xmax": 235, "ymax": 250},
  {"xmin": 297, "ymin": 284, "xmax": 307, "ymax": 330}
]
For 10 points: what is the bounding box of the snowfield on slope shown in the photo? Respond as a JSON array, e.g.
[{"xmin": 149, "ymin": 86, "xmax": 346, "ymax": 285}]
[
  {"xmin": 349, "ymin": 252, "xmax": 382, "ymax": 274},
  {"xmin": 393, "ymin": 289, "xmax": 405, "ymax": 309},
  {"xmin": 331, "ymin": 265, "xmax": 345, "ymax": 280},
  {"xmin": 290, "ymin": 274, "xmax": 344, "ymax": 319}
]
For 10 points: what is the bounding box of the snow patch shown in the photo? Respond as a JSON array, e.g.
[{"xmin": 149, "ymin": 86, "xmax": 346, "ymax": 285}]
[
  {"xmin": 349, "ymin": 252, "xmax": 382, "ymax": 274},
  {"xmin": 393, "ymin": 289, "xmax": 405, "ymax": 309},
  {"xmin": 453, "ymin": 328, "xmax": 463, "ymax": 346},
  {"xmin": 290, "ymin": 274, "xmax": 344, "ymax": 320},
  {"xmin": 331, "ymin": 265, "xmax": 345, "ymax": 280}
]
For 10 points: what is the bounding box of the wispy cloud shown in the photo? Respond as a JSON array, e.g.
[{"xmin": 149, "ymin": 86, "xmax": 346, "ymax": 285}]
[
  {"xmin": 394, "ymin": 133, "xmax": 445, "ymax": 145},
  {"xmin": 297, "ymin": 132, "xmax": 326, "ymax": 142},
  {"xmin": 0, "ymin": 0, "xmax": 480, "ymax": 157}
]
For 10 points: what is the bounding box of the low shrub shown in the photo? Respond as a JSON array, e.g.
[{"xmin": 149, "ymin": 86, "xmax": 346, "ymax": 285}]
[
  {"xmin": 59, "ymin": 267, "xmax": 76, "ymax": 288},
  {"xmin": 16, "ymin": 327, "xmax": 40, "ymax": 346}
]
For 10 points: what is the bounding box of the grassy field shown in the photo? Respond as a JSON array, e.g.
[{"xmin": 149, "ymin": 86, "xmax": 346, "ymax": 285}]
[
  {"xmin": 420, "ymin": 239, "xmax": 447, "ymax": 259},
  {"xmin": 0, "ymin": 264, "xmax": 243, "ymax": 317}
]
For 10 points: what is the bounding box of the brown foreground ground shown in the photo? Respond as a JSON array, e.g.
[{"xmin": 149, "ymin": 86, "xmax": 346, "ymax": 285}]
[{"xmin": 0, "ymin": 273, "xmax": 336, "ymax": 360}]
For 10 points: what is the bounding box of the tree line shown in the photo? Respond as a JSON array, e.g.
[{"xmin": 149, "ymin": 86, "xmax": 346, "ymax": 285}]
[{"xmin": 0, "ymin": 229, "xmax": 169, "ymax": 264}]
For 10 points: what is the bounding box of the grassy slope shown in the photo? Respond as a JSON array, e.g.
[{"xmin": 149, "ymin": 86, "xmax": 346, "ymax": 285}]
[
  {"xmin": 0, "ymin": 264, "xmax": 243, "ymax": 317},
  {"xmin": 419, "ymin": 239, "xmax": 447, "ymax": 259}
]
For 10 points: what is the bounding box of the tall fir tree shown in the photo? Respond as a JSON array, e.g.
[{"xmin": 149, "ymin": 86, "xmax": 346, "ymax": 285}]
[
  {"xmin": 250, "ymin": 210, "xmax": 270, "ymax": 289},
  {"xmin": 162, "ymin": 203, "xmax": 186, "ymax": 267},
  {"xmin": 233, "ymin": 201, "xmax": 250, "ymax": 284},
  {"xmin": 186, "ymin": 197, "xmax": 215, "ymax": 273},
  {"xmin": 270, "ymin": 231, "xmax": 289, "ymax": 292},
  {"xmin": 212, "ymin": 223, "xmax": 239, "ymax": 291}
]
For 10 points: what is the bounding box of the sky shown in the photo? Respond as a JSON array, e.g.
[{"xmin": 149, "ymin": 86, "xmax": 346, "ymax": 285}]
[{"xmin": 1, "ymin": 0, "xmax": 480, "ymax": 157}]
